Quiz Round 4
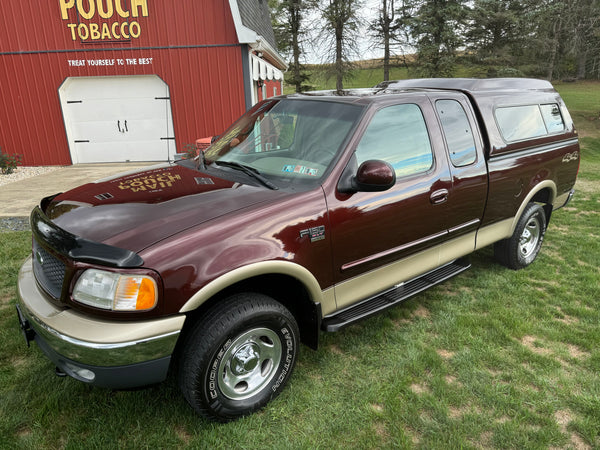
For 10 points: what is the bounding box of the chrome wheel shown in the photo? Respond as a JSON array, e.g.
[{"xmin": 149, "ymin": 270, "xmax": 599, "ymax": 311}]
[
  {"xmin": 218, "ymin": 328, "xmax": 282, "ymax": 400},
  {"xmin": 178, "ymin": 293, "xmax": 299, "ymax": 421},
  {"xmin": 494, "ymin": 202, "xmax": 547, "ymax": 270},
  {"xmin": 519, "ymin": 214, "xmax": 542, "ymax": 258}
]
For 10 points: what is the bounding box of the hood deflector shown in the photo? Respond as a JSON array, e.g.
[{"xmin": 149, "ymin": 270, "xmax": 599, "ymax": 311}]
[{"xmin": 31, "ymin": 204, "xmax": 144, "ymax": 268}]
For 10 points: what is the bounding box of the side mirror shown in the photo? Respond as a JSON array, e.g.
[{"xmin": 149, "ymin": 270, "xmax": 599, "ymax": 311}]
[{"xmin": 338, "ymin": 159, "xmax": 396, "ymax": 193}]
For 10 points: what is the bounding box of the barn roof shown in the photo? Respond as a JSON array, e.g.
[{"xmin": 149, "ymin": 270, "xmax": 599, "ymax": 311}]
[{"xmin": 228, "ymin": 0, "xmax": 286, "ymax": 70}]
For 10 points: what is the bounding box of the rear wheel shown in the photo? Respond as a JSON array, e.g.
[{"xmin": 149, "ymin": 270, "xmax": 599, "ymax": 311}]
[
  {"xmin": 494, "ymin": 203, "xmax": 547, "ymax": 270},
  {"xmin": 178, "ymin": 293, "xmax": 299, "ymax": 422}
]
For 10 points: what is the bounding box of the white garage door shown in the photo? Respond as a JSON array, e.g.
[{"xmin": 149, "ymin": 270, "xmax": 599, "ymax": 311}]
[{"xmin": 59, "ymin": 76, "xmax": 176, "ymax": 164}]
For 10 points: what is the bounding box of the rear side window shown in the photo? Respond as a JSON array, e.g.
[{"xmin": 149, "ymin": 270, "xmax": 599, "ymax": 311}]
[
  {"xmin": 356, "ymin": 104, "xmax": 433, "ymax": 178},
  {"xmin": 435, "ymin": 100, "xmax": 477, "ymax": 166},
  {"xmin": 495, "ymin": 103, "xmax": 565, "ymax": 142},
  {"xmin": 540, "ymin": 104, "xmax": 565, "ymax": 133}
]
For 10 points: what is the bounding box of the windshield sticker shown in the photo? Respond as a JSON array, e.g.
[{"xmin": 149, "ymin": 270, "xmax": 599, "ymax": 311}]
[{"xmin": 282, "ymin": 165, "xmax": 319, "ymax": 176}]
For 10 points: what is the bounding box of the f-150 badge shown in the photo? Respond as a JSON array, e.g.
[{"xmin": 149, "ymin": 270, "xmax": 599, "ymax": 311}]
[{"xmin": 300, "ymin": 225, "xmax": 325, "ymax": 242}]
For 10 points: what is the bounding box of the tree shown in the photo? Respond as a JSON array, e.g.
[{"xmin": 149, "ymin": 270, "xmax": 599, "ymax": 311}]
[
  {"xmin": 370, "ymin": 0, "xmax": 398, "ymax": 81},
  {"xmin": 520, "ymin": 0, "xmax": 600, "ymax": 80},
  {"xmin": 409, "ymin": 0, "xmax": 467, "ymax": 77},
  {"xmin": 466, "ymin": 0, "xmax": 527, "ymax": 63},
  {"xmin": 320, "ymin": 0, "xmax": 363, "ymax": 92},
  {"xmin": 269, "ymin": 0, "xmax": 313, "ymax": 93}
]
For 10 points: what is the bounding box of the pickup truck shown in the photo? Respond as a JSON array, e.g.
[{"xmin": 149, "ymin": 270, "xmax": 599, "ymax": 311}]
[{"xmin": 16, "ymin": 78, "xmax": 580, "ymax": 422}]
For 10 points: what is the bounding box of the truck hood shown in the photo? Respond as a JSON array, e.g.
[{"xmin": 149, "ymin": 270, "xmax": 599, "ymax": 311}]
[{"xmin": 44, "ymin": 163, "xmax": 287, "ymax": 252}]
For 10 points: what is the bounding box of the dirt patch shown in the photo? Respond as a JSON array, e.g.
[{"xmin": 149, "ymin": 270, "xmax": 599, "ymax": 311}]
[
  {"xmin": 405, "ymin": 427, "xmax": 421, "ymax": 445},
  {"xmin": 373, "ymin": 421, "xmax": 389, "ymax": 441},
  {"xmin": 445, "ymin": 375, "xmax": 459, "ymax": 385},
  {"xmin": 392, "ymin": 318, "xmax": 411, "ymax": 327},
  {"xmin": 16, "ymin": 427, "xmax": 32, "ymax": 439},
  {"xmin": 521, "ymin": 336, "xmax": 552, "ymax": 356},
  {"xmin": 475, "ymin": 431, "xmax": 493, "ymax": 449},
  {"xmin": 371, "ymin": 403, "xmax": 384, "ymax": 413},
  {"xmin": 11, "ymin": 356, "xmax": 29, "ymax": 369},
  {"xmin": 448, "ymin": 406, "xmax": 465, "ymax": 419},
  {"xmin": 437, "ymin": 349, "xmax": 455, "ymax": 359},
  {"xmin": 555, "ymin": 307, "xmax": 579, "ymax": 325},
  {"xmin": 412, "ymin": 305, "xmax": 431, "ymax": 319},
  {"xmin": 329, "ymin": 345, "xmax": 344, "ymax": 355},
  {"xmin": 410, "ymin": 382, "xmax": 430, "ymax": 395},
  {"xmin": 566, "ymin": 344, "xmax": 590, "ymax": 359},
  {"xmin": 0, "ymin": 291, "xmax": 13, "ymax": 306},
  {"xmin": 175, "ymin": 426, "xmax": 192, "ymax": 445},
  {"xmin": 574, "ymin": 179, "xmax": 597, "ymax": 195},
  {"xmin": 554, "ymin": 410, "xmax": 591, "ymax": 450}
]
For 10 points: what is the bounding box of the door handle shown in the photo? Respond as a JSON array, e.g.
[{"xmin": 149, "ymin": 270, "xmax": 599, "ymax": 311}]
[
  {"xmin": 117, "ymin": 120, "xmax": 129, "ymax": 133},
  {"xmin": 430, "ymin": 189, "xmax": 449, "ymax": 204}
]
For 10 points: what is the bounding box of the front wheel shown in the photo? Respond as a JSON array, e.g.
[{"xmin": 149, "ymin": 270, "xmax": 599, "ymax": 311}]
[
  {"xmin": 178, "ymin": 293, "xmax": 299, "ymax": 422},
  {"xmin": 494, "ymin": 202, "xmax": 547, "ymax": 270}
]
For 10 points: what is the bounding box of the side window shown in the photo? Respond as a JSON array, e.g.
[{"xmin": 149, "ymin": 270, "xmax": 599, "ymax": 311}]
[
  {"xmin": 436, "ymin": 100, "xmax": 477, "ymax": 166},
  {"xmin": 495, "ymin": 105, "xmax": 547, "ymax": 142},
  {"xmin": 356, "ymin": 104, "xmax": 433, "ymax": 178},
  {"xmin": 540, "ymin": 103, "xmax": 565, "ymax": 133}
]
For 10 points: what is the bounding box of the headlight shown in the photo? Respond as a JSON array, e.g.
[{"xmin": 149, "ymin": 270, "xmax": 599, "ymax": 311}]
[{"xmin": 73, "ymin": 269, "xmax": 158, "ymax": 311}]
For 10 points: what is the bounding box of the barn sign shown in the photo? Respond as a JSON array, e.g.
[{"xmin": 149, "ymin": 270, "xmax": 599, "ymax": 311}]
[{"xmin": 59, "ymin": 0, "xmax": 148, "ymax": 42}]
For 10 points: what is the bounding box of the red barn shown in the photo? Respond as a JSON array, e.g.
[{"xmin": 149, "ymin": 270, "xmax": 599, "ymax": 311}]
[{"xmin": 0, "ymin": 0, "xmax": 286, "ymax": 165}]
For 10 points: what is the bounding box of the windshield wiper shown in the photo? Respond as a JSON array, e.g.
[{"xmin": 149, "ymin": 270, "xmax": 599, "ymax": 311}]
[{"xmin": 213, "ymin": 161, "xmax": 278, "ymax": 190}]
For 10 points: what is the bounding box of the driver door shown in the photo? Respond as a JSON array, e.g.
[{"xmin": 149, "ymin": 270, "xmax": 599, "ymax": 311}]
[{"xmin": 326, "ymin": 97, "xmax": 452, "ymax": 309}]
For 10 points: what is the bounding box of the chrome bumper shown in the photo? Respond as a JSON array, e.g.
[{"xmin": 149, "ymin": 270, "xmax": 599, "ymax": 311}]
[{"xmin": 17, "ymin": 257, "xmax": 186, "ymax": 388}]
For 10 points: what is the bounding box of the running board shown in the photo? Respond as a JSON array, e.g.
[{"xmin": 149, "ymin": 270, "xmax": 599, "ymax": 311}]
[{"xmin": 322, "ymin": 258, "xmax": 471, "ymax": 332}]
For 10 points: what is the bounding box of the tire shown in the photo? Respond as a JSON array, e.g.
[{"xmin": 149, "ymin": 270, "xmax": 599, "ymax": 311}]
[
  {"xmin": 178, "ymin": 293, "xmax": 299, "ymax": 422},
  {"xmin": 494, "ymin": 203, "xmax": 547, "ymax": 270}
]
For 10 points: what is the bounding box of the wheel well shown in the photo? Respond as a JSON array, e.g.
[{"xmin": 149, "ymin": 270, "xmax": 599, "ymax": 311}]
[
  {"xmin": 181, "ymin": 274, "xmax": 321, "ymax": 350},
  {"xmin": 530, "ymin": 188, "xmax": 553, "ymax": 223}
]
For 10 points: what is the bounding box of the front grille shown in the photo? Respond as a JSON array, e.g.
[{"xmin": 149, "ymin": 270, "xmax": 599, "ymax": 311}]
[{"xmin": 32, "ymin": 240, "xmax": 66, "ymax": 299}]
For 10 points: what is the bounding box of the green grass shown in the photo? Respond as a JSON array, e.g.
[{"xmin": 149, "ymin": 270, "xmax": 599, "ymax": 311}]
[{"xmin": 2, "ymin": 84, "xmax": 599, "ymax": 448}]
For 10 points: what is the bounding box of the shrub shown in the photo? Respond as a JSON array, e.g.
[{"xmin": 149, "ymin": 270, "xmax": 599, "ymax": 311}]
[
  {"xmin": 181, "ymin": 143, "xmax": 198, "ymax": 159},
  {"xmin": 0, "ymin": 147, "xmax": 22, "ymax": 174}
]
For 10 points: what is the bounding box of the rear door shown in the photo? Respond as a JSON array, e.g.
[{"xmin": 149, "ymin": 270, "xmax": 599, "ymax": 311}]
[{"xmin": 432, "ymin": 93, "xmax": 488, "ymax": 242}]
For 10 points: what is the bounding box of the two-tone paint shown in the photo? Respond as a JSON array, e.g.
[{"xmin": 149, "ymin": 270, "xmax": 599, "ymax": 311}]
[{"xmin": 16, "ymin": 78, "xmax": 580, "ymax": 390}]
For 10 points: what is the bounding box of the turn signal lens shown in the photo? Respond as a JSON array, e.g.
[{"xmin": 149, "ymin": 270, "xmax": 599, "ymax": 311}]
[
  {"xmin": 73, "ymin": 270, "xmax": 158, "ymax": 311},
  {"xmin": 114, "ymin": 276, "xmax": 158, "ymax": 311}
]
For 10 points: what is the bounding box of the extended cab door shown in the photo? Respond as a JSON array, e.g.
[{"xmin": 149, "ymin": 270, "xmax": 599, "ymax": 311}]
[
  {"xmin": 326, "ymin": 96, "xmax": 453, "ymax": 309},
  {"xmin": 430, "ymin": 93, "xmax": 488, "ymax": 245}
]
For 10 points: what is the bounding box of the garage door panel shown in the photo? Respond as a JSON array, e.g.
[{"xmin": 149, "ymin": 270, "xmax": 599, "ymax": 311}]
[
  {"xmin": 71, "ymin": 118, "xmax": 169, "ymax": 142},
  {"xmin": 59, "ymin": 76, "xmax": 175, "ymax": 164},
  {"xmin": 65, "ymin": 77, "xmax": 168, "ymax": 100},
  {"xmin": 73, "ymin": 141, "xmax": 169, "ymax": 163},
  {"xmin": 67, "ymin": 99, "xmax": 166, "ymax": 123}
]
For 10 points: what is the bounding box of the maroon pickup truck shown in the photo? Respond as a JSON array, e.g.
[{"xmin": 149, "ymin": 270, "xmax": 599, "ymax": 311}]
[{"xmin": 16, "ymin": 78, "xmax": 580, "ymax": 421}]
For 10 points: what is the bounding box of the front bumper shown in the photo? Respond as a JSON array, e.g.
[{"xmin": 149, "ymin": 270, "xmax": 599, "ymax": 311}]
[{"xmin": 17, "ymin": 257, "xmax": 186, "ymax": 388}]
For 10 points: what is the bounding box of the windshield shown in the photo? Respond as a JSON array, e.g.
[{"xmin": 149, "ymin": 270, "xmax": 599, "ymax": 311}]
[{"xmin": 203, "ymin": 99, "xmax": 363, "ymax": 188}]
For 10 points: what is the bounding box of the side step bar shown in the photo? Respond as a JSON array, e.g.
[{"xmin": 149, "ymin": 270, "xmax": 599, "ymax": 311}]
[{"xmin": 322, "ymin": 258, "xmax": 471, "ymax": 332}]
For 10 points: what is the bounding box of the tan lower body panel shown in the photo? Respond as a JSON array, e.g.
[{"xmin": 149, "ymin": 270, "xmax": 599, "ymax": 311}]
[
  {"xmin": 333, "ymin": 231, "xmax": 477, "ymax": 311},
  {"xmin": 474, "ymin": 218, "xmax": 513, "ymax": 250}
]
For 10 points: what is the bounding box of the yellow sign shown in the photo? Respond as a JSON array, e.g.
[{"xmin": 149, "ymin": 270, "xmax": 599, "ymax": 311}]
[
  {"xmin": 59, "ymin": 0, "xmax": 148, "ymax": 42},
  {"xmin": 117, "ymin": 172, "xmax": 182, "ymax": 193}
]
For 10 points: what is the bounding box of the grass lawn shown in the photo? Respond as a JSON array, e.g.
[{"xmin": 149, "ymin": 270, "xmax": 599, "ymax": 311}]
[{"xmin": 1, "ymin": 83, "xmax": 599, "ymax": 448}]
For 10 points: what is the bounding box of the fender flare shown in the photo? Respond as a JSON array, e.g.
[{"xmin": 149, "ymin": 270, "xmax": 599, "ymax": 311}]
[
  {"xmin": 178, "ymin": 260, "xmax": 325, "ymax": 313},
  {"xmin": 509, "ymin": 180, "xmax": 556, "ymax": 235}
]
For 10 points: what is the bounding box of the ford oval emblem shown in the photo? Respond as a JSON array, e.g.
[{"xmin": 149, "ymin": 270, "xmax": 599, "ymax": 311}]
[{"xmin": 35, "ymin": 251, "xmax": 44, "ymax": 266}]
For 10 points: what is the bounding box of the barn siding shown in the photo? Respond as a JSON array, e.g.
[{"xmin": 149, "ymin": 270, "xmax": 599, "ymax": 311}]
[{"xmin": 0, "ymin": 0, "xmax": 261, "ymax": 165}]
